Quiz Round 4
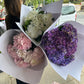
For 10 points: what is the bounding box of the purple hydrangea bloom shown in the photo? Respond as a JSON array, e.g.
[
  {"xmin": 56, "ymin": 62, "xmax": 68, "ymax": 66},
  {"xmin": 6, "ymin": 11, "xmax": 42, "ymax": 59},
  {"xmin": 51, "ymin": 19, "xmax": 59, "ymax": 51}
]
[{"xmin": 41, "ymin": 23, "xmax": 78, "ymax": 66}]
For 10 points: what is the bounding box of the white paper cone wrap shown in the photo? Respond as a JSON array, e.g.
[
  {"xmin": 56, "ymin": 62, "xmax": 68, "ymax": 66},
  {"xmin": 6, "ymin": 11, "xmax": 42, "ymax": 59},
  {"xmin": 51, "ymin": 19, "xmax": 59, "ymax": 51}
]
[
  {"xmin": 16, "ymin": 0, "xmax": 63, "ymax": 46},
  {"xmin": 41, "ymin": 0, "xmax": 63, "ymax": 14},
  {"xmin": 0, "ymin": 29, "xmax": 47, "ymax": 84}
]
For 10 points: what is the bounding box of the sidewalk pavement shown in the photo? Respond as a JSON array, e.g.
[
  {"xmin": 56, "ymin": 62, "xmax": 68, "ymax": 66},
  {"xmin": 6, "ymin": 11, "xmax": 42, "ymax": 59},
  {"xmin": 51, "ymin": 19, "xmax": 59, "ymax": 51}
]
[
  {"xmin": 39, "ymin": 62, "xmax": 84, "ymax": 84},
  {"xmin": 0, "ymin": 72, "xmax": 16, "ymax": 84}
]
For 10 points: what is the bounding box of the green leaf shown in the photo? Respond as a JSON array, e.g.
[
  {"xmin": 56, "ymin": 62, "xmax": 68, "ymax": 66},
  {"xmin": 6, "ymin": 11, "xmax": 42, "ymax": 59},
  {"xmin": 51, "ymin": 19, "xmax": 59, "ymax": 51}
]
[
  {"xmin": 34, "ymin": 35, "xmax": 42, "ymax": 42},
  {"xmin": 39, "ymin": 11, "xmax": 44, "ymax": 14},
  {"xmin": 59, "ymin": 25, "xmax": 64, "ymax": 31},
  {"xmin": 52, "ymin": 18, "xmax": 55, "ymax": 22},
  {"xmin": 0, "ymin": 51, "xmax": 2, "ymax": 54},
  {"xmin": 24, "ymin": 20, "xmax": 31, "ymax": 27},
  {"xmin": 34, "ymin": 32, "xmax": 43, "ymax": 42},
  {"xmin": 23, "ymin": 20, "xmax": 32, "ymax": 31}
]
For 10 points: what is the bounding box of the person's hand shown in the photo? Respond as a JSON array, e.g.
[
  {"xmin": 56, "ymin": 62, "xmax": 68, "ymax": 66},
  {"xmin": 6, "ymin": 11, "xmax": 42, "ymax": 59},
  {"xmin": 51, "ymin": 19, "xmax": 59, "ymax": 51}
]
[{"xmin": 52, "ymin": 82, "xmax": 60, "ymax": 84}]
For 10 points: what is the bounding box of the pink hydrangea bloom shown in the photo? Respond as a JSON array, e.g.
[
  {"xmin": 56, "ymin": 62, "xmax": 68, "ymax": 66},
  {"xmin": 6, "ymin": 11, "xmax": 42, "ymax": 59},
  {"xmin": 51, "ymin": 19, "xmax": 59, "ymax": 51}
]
[
  {"xmin": 7, "ymin": 44, "xmax": 18, "ymax": 59},
  {"xmin": 8, "ymin": 46, "xmax": 44, "ymax": 68},
  {"xmin": 32, "ymin": 47, "xmax": 44, "ymax": 60},
  {"xmin": 13, "ymin": 32, "xmax": 32, "ymax": 50},
  {"xmin": 30, "ymin": 47, "xmax": 44, "ymax": 67},
  {"xmin": 8, "ymin": 32, "xmax": 44, "ymax": 68},
  {"xmin": 14, "ymin": 58, "xmax": 30, "ymax": 68},
  {"xmin": 17, "ymin": 47, "xmax": 44, "ymax": 67},
  {"xmin": 24, "ymin": 50, "xmax": 33, "ymax": 63}
]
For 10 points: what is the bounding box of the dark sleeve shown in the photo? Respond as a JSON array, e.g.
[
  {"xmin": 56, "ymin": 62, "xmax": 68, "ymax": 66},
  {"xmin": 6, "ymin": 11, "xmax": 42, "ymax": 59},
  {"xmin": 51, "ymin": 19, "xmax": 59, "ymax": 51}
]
[
  {"xmin": 5, "ymin": 15, "xmax": 20, "ymax": 30},
  {"xmin": 16, "ymin": 79, "xmax": 28, "ymax": 84}
]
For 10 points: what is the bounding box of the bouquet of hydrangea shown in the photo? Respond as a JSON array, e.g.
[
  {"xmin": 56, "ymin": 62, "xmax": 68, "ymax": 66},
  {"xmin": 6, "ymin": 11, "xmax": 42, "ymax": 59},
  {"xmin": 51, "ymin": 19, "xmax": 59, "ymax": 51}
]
[
  {"xmin": 7, "ymin": 32, "xmax": 44, "ymax": 68},
  {"xmin": 17, "ymin": 1, "xmax": 63, "ymax": 46},
  {"xmin": 41, "ymin": 23, "xmax": 78, "ymax": 66},
  {"xmin": 23, "ymin": 11, "xmax": 53, "ymax": 42}
]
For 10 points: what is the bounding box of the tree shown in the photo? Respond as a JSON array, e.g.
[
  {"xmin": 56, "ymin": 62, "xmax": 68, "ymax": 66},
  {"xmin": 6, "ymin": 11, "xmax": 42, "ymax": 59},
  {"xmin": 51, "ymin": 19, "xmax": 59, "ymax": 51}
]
[
  {"xmin": 24, "ymin": 0, "xmax": 60, "ymax": 9},
  {"xmin": 0, "ymin": 0, "xmax": 4, "ymax": 8}
]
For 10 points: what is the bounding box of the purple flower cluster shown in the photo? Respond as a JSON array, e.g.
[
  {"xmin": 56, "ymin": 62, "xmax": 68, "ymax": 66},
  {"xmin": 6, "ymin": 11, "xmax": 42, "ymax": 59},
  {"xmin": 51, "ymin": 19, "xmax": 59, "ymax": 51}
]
[{"xmin": 41, "ymin": 24, "xmax": 78, "ymax": 66}]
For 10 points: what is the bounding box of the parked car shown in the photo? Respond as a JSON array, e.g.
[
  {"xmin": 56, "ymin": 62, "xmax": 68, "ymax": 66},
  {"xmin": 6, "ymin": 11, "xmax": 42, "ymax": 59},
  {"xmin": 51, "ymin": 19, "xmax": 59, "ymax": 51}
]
[{"xmin": 57, "ymin": 3, "xmax": 77, "ymax": 25}]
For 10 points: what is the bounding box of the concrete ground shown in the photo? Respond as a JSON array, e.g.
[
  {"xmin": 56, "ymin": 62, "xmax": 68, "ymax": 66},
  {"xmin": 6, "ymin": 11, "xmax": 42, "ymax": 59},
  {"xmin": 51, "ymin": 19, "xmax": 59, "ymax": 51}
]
[
  {"xmin": 39, "ymin": 62, "xmax": 84, "ymax": 84},
  {"xmin": 0, "ymin": 72, "xmax": 16, "ymax": 84}
]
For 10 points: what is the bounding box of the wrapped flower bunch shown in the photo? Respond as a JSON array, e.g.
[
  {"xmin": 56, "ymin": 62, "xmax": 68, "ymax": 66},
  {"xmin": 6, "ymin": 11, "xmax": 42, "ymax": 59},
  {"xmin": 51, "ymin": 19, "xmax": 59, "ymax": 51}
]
[
  {"xmin": 23, "ymin": 11, "xmax": 53, "ymax": 42},
  {"xmin": 7, "ymin": 32, "xmax": 44, "ymax": 68},
  {"xmin": 0, "ymin": 27, "xmax": 4, "ymax": 36},
  {"xmin": 41, "ymin": 23, "xmax": 78, "ymax": 66}
]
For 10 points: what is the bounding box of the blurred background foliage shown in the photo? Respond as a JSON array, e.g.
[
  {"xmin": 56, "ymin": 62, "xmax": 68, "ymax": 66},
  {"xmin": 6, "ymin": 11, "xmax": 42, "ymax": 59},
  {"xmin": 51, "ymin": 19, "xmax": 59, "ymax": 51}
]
[
  {"xmin": 0, "ymin": 0, "xmax": 4, "ymax": 8},
  {"xmin": 63, "ymin": 0, "xmax": 84, "ymax": 4},
  {"xmin": 24, "ymin": 0, "xmax": 84, "ymax": 6},
  {"xmin": 0, "ymin": 0, "xmax": 84, "ymax": 9},
  {"xmin": 24, "ymin": 0, "xmax": 60, "ymax": 8}
]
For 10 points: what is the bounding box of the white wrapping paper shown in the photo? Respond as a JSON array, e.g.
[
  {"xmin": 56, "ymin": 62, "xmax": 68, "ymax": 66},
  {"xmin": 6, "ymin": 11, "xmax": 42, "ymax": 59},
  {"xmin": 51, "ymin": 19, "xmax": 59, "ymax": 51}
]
[
  {"xmin": 47, "ymin": 21, "xmax": 84, "ymax": 81},
  {"xmin": 16, "ymin": 0, "xmax": 63, "ymax": 46},
  {"xmin": 0, "ymin": 29, "xmax": 47, "ymax": 84}
]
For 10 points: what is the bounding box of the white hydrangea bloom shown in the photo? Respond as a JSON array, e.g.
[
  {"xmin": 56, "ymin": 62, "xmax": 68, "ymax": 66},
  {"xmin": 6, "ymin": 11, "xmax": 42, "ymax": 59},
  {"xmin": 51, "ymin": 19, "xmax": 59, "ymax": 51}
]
[
  {"xmin": 26, "ymin": 25, "xmax": 42, "ymax": 38},
  {"xmin": 25, "ymin": 11, "xmax": 38, "ymax": 21},
  {"xmin": 42, "ymin": 13, "xmax": 53, "ymax": 31},
  {"xmin": 24, "ymin": 11, "xmax": 53, "ymax": 39}
]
